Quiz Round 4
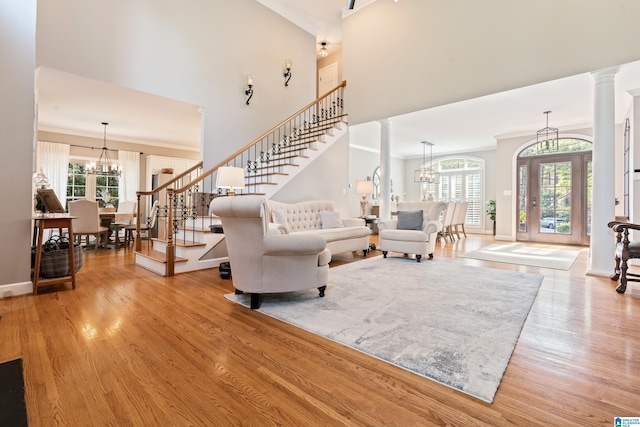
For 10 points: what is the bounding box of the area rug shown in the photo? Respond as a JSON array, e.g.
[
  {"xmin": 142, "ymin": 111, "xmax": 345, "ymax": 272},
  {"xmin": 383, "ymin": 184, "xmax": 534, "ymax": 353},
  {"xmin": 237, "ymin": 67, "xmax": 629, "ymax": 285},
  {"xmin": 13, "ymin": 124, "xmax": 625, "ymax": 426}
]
[
  {"xmin": 0, "ymin": 358, "xmax": 28, "ymax": 427},
  {"xmin": 225, "ymin": 256, "xmax": 543, "ymax": 403},
  {"xmin": 459, "ymin": 243, "xmax": 582, "ymax": 270}
]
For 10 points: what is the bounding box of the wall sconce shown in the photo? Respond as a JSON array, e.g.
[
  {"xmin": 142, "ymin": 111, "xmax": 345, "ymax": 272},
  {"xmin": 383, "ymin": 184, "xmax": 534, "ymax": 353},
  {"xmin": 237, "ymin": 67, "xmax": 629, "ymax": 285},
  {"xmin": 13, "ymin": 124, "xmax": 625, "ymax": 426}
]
[
  {"xmin": 283, "ymin": 59, "xmax": 292, "ymax": 87},
  {"xmin": 245, "ymin": 75, "xmax": 254, "ymax": 105}
]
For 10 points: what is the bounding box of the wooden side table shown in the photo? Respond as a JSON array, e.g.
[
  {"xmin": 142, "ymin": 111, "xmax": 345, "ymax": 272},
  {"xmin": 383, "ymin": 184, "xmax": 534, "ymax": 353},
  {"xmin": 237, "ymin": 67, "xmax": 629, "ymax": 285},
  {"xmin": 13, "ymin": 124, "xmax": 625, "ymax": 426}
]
[{"xmin": 32, "ymin": 214, "xmax": 77, "ymax": 295}]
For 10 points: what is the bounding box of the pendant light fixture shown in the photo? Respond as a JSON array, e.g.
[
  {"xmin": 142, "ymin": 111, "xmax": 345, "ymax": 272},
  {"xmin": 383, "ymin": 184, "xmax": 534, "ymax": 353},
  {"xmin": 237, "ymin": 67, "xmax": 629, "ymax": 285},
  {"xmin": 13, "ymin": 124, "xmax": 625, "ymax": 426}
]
[
  {"xmin": 414, "ymin": 140, "xmax": 439, "ymax": 184},
  {"xmin": 86, "ymin": 122, "xmax": 121, "ymax": 176},
  {"xmin": 536, "ymin": 110, "xmax": 559, "ymax": 151},
  {"xmin": 319, "ymin": 42, "xmax": 329, "ymax": 58}
]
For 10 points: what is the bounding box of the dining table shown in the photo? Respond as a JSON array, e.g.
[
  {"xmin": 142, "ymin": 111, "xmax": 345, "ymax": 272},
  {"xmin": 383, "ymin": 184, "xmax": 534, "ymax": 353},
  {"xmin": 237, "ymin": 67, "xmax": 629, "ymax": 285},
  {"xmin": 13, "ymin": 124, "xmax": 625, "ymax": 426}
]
[{"xmin": 99, "ymin": 209, "xmax": 134, "ymax": 248}]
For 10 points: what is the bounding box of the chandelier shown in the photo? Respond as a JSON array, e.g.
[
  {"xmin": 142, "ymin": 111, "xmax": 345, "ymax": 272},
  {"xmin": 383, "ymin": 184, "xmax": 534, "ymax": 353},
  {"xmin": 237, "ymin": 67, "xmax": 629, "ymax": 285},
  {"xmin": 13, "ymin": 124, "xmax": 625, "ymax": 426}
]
[
  {"xmin": 414, "ymin": 140, "xmax": 439, "ymax": 184},
  {"xmin": 86, "ymin": 122, "xmax": 121, "ymax": 176},
  {"xmin": 537, "ymin": 110, "xmax": 559, "ymax": 151}
]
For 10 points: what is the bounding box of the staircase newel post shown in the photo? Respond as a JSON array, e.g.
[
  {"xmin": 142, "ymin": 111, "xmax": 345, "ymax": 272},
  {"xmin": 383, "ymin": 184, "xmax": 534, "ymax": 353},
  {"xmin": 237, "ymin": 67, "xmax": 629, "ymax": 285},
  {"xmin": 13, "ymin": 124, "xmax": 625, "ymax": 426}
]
[
  {"xmin": 135, "ymin": 193, "xmax": 142, "ymax": 251},
  {"xmin": 166, "ymin": 188, "xmax": 175, "ymax": 277}
]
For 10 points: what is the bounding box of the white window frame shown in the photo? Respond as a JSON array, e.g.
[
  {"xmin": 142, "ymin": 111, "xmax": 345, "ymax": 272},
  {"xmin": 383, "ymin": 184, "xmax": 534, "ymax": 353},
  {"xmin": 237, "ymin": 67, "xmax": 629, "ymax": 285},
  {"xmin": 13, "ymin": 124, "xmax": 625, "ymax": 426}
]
[{"xmin": 419, "ymin": 156, "xmax": 486, "ymax": 230}]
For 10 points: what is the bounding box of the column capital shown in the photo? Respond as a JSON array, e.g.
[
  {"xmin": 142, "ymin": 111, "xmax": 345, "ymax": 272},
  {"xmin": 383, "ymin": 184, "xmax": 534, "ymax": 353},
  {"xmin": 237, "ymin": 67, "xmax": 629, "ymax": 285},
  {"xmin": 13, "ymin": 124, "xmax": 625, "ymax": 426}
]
[
  {"xmin": 590, "ymin": 66, "xmax": 619, "ymax": 84},
  {"xmin": 377, "ymin": 118, "xmax": 392, "ymax": 127}
]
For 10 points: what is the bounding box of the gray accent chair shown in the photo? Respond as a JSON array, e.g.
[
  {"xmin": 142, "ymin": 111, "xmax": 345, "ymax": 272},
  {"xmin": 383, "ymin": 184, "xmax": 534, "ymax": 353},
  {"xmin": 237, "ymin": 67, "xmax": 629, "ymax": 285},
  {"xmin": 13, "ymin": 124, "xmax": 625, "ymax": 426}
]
[
  {"xmin": 210, "ymin": 196, "xmax": 331, "ymax": 309},
  {"xmin": 377, "ymin": 201, "xmax": 446, "ymax": 262}
]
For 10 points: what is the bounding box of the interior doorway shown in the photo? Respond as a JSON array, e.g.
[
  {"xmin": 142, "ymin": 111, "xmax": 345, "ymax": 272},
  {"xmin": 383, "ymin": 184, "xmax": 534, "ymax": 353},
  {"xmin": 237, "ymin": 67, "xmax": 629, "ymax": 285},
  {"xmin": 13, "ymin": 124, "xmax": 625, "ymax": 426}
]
[
  {"xmin": 516, "ymin": 139, "xmax": 592, "ymax": 246},
  {"xmin": 318, "ymin": 62, "xmax": 338, "ymax": 97}
]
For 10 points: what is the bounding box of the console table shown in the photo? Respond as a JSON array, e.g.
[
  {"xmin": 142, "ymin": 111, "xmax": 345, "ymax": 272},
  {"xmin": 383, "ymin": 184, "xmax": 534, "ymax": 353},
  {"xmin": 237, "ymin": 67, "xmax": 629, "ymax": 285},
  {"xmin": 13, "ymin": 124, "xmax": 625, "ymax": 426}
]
[{"xmin": 32, "ymin": 214, "xmax": 77, "ymax": 295}]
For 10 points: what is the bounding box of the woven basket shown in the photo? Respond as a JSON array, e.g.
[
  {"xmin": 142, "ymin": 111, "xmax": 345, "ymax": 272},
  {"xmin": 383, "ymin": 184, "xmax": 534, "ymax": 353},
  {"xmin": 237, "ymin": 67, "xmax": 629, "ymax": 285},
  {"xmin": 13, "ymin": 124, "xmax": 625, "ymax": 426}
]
[{"xmin": 32, "ymin": 236, "xmax": 83, "ymax": 279}]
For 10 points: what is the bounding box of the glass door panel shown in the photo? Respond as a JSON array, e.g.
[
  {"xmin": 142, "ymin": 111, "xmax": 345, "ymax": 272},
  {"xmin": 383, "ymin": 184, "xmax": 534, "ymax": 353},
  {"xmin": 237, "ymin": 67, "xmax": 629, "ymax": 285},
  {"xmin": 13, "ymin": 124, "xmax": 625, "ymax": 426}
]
[
  {"xmin": 538, "ymin": 162, "xmax": 571, "ymax": 235},
  {"xmin": 518, "ymin": 164, "xmax": 528, "ymax": 235}
]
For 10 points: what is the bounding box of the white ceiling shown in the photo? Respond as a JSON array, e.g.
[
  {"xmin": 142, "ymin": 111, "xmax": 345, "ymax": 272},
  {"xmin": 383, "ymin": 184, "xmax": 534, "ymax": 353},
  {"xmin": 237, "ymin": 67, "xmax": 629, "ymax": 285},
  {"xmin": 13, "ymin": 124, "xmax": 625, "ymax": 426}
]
[
  {"xmin": 352, "ymin": 61, "xmax": 640, "ymax": 158},
  {"xmin": 36, "ymin": 1, "xmax": 640, "ymax": 158},
  {"xmin": 36, "ymin": 67, "xmax": 203, "ymax": 152}
]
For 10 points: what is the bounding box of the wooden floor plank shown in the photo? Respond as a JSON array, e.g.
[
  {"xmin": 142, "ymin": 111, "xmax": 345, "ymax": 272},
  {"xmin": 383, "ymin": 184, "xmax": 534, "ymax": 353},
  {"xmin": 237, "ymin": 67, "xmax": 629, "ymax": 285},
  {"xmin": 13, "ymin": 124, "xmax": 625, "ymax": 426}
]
[{"xmin": 2, "ymin": 235, "xmax": 640, "ymax": 426}]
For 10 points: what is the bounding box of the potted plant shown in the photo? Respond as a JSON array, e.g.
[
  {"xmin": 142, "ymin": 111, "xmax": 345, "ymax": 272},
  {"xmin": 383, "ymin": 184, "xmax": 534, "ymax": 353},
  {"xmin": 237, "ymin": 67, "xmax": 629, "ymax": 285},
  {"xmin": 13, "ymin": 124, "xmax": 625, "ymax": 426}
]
[
  {"xmin": 100, "ymin": 190, "xmax": 117, "ymax": 211},
  {"xmin": 486, "ymin": 200, "xmax": 496, "ymax": 235}
]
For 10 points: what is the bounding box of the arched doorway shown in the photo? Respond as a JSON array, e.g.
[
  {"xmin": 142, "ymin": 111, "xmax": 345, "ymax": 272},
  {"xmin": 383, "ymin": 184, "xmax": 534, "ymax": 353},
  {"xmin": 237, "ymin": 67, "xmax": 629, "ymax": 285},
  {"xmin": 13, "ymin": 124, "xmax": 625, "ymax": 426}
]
[{"xmin": 516, "ymin": 138, "xmax": 592, "ymax": 245}]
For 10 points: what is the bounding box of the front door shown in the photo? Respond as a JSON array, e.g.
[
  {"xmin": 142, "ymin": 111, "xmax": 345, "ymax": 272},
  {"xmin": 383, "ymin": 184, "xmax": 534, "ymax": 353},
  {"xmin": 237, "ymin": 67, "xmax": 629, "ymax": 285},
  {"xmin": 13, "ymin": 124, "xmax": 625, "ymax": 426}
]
[{"xmin": 517, "ymin": 152, "xmax": 591, "ymax": 245}]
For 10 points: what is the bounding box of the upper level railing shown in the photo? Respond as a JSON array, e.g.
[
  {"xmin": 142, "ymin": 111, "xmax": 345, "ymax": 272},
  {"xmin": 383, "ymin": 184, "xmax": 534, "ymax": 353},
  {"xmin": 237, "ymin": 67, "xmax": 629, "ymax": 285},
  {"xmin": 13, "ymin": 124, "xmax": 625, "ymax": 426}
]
[{"xmin": 134, "ymin": 81, "xmax": 347, "ymax": 276}]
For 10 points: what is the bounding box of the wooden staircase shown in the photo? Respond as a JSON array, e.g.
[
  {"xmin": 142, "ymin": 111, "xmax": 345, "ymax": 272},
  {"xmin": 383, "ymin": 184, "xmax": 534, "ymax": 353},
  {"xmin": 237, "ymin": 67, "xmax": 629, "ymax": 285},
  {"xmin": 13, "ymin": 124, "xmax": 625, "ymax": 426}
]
[{"xmin": 132, "ymin": 81, "xmax": 347, "ymax": 276}]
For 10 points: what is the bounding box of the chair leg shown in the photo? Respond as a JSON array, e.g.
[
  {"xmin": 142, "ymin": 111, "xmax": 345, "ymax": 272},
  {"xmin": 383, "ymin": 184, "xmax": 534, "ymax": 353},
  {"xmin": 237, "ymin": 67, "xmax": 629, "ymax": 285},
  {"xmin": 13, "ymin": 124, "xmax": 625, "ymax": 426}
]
[
  {"xmin": 416, "ymin": 254, "xmax": 422, "ymax": 263},
  {"xmin": 618, "ymin": 258, "xmax": 629, "ymax": 294},
  {"xmin": 250, "ymin": 293, "xmax": 263, "ymax": 309},
  {"xmin": 461, "ymin": 224, "xmax": 467, "ymax": 237},
  {"xmin": 610, "ymin": 255, "xmax": 621, "ymax": 281}
]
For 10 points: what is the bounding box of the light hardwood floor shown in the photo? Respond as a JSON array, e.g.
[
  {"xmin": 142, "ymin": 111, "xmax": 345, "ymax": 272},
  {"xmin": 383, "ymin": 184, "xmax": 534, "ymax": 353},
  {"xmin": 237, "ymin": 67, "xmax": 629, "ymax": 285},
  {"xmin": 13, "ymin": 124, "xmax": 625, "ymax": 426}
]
[{"xmin": 2, "ymin": 235, "xmax": 639, "ymax": 426}]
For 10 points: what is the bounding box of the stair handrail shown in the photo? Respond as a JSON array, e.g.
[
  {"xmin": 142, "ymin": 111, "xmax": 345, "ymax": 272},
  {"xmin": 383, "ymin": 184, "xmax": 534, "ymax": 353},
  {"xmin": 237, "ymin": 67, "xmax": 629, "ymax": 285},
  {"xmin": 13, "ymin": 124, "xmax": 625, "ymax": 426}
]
[
  {"xmin": 133, "ymin": 161, "xmax": 203, "ymax": 251},
  {"xmin": 172, "ymin": 81, "xmax": 346, "ymax": 195}
]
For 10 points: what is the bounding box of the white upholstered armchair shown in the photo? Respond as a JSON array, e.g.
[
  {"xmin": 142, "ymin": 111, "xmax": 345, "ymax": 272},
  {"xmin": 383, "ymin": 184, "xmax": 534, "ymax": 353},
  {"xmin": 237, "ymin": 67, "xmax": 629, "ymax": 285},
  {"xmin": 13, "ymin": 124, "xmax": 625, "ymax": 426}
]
[
  {"xmin": 210, "ymin": 195, "xmax": 331, "ymax": 309},
  {"xmin": 377, "ymin": 201, "xmax": 446, "ymax": 262}
]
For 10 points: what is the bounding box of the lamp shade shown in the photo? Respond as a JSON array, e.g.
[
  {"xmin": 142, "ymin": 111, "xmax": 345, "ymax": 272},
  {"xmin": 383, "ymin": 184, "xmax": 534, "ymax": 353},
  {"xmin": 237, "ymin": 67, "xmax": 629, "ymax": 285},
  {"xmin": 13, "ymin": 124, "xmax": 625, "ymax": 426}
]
[
  {"xmin": 355, "ymin": 179, "xmax": 374, "ymax": 195},
  {"xmin": 216, "ymin": 166, "xmax": 245, "ymax": 190}
]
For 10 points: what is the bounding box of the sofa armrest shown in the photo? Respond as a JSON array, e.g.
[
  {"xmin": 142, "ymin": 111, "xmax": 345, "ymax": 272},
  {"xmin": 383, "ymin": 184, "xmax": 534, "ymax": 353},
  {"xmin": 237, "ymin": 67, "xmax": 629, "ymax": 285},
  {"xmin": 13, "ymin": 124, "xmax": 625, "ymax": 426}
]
[
  {"xmin": 342, "ymin": 218, "xmax": 365, "ymax": 227},
  {"xmin": 423, "ymin": 220, "xmax": 443, "ymax": 235},
  {"xmin": 378, "ymin": 219, "xmax": 397, "ymax": 232},
  {"xmin": 268, "ymin": 222, "xmax": 289, "ymax": 235},
  {"xmin": 263, "ymin": 234, "xmax": 326, "ymax": 255}
]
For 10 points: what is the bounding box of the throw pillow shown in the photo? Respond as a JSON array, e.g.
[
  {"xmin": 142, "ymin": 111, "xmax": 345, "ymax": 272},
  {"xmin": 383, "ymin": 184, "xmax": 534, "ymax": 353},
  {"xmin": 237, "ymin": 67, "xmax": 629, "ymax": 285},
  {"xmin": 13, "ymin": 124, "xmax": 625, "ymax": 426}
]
[
  {"xmin": 397, "ymin": 210, "xmax": 423, "ymax": 230},
  {"xmin": 272, "ymin": 209, "xmax": 291, "ymax": 233},
  {"xmin": 319, "ymin": 210, "xmax": 344, "ymax": 229}
]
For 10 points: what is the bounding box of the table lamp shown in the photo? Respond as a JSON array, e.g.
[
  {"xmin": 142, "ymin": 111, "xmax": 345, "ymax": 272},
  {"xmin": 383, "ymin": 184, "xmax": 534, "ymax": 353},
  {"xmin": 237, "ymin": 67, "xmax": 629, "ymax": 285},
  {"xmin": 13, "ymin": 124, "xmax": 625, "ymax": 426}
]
[
  {"xmin": 216, "ymin": 166, "xmax": 246, "ymax": 196},
  {"xmin": 355, "ymin": 179, "xmax": 374, "ymax": 218}
]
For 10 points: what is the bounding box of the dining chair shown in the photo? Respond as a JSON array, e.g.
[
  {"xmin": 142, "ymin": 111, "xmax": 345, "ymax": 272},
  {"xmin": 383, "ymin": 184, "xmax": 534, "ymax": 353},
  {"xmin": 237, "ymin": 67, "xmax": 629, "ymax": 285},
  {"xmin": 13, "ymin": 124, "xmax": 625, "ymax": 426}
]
[
  {"xmin": 68, "ymin": 199, "xmax": 109, "ymax": 253},
  {"xmin": 438, "ymin": 201, "xmax": 457, "ymax": 243},
  {"xmin": 125, "ymin": 200, "xmax": 159, "ymax": 246},
  {"xmin": 111, "ymin": 200, "xmax": 137, "ymax": 247},
  {"xmin": 452, "ymin": 201, "xmax": 469, "ymax": 239},
  {"xmin": 115, "ymin": 201, "xmax": 137, "ymax": 224},
  {"xmin": 443, "ymin": 201, "xmax": 459, "ymax": 242}
]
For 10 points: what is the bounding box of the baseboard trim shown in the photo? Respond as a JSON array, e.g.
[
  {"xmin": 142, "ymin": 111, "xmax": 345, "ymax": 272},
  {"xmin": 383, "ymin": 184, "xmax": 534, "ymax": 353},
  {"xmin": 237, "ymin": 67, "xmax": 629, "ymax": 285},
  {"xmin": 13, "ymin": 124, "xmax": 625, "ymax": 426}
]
[
  {"xmin": 494, "ymin": 234, "xmax": 516, "ymax": 241},
  {"xmin": 0, "ymin": 281, "xmax": 33, "ymax": 298},
  {"xmin": 585, "ymin": 269, "xmax": 610, "ymax": 278}
]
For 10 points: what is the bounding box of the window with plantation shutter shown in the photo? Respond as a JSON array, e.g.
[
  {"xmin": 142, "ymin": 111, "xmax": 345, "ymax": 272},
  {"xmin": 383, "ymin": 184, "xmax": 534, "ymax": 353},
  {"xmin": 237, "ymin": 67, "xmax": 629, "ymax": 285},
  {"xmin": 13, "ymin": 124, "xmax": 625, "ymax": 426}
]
[{"xmin": 418, "ymin": 157, "xmax": 485, "ymax": 229}]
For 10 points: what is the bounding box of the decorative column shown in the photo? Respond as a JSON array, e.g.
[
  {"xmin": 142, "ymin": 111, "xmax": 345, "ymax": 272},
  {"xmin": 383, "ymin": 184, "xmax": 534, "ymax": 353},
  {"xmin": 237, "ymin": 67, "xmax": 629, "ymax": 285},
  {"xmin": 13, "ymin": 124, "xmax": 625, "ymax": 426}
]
[
  {"xmin": 379, "ymin": 119, "xmax": 392, "ymax": 220},
  {"xmin": 588, "ymin": 66, "xmax": 618, "ymax": 276}
]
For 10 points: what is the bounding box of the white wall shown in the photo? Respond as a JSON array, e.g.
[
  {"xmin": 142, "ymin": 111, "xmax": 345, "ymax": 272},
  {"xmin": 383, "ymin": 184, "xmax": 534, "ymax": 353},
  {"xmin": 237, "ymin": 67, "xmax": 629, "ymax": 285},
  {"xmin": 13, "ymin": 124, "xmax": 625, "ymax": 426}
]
[
  {"xmin": 0, "ymin": 0, "xmax": 37, "ymax": 295},
  {"xmin": 36, "ymin": 0, "xmax": 317, "ymax": 170},
  {"xmin": 343, "ymin": 0, "xmax": 640, "ymax": 126},
  {"xmin": 273, "ymin": 133, "xmax": 351, "ymax": 216}
]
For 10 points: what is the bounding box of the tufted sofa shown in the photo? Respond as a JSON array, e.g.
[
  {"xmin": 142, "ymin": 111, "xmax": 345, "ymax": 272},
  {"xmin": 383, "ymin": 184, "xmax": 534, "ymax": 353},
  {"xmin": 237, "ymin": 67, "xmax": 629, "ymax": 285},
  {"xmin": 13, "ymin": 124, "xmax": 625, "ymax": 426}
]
[{"xmin": 265, "ymin": 199, "xmax": 371, "ymax": 260}]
